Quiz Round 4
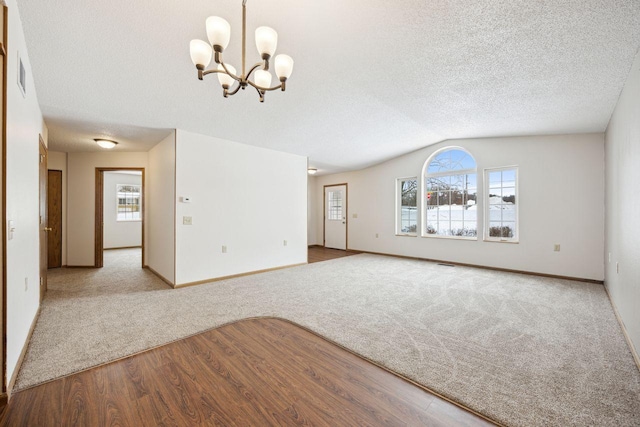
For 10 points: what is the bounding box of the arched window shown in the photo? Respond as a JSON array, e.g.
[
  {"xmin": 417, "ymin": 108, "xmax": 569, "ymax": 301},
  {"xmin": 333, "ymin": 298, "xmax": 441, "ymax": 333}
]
[{"xmin": 423, "ymin": 147, "xmax": 477, "ymax": 238}]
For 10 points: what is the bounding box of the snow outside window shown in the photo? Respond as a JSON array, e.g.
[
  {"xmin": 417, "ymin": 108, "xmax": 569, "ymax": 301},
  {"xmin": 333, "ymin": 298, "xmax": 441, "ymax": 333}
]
[
  {"xmin": 397, "ymin": 177, "xmax": 417, "ymax": 235},
  {"xmin": 423, "ymin": 148, "xmax": 478, "ymax": 239},
  {"xmin": 327, "ymin": 191, "xmax": 343, "ymax": 220},
  {"xmin": 117, "ymin": 184, "xmax": 141, "ymax": 221},
  {"xmin": 484, "ymin": 167, "xmax": 518, "ymax": 242}
]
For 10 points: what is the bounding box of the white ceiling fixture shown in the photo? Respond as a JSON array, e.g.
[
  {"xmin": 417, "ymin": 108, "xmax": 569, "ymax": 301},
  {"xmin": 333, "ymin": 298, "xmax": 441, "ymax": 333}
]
[
  {"xmin": 189, "ymin": 0, "xmax": 294, "ymax": 103},
  {"xmin": 95, "ymin": 139, "xmax": 118, "ymax": 149},
  {"xmin": 307, "ymin": 168, "xmax": 317, "ymax": 175}
]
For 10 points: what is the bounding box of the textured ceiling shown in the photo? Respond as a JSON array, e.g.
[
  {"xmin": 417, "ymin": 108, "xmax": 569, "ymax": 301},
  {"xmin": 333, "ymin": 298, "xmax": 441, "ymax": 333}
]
[{"xmin": 18, "ymin": 0, "xmax": 640, "ymax": 174}]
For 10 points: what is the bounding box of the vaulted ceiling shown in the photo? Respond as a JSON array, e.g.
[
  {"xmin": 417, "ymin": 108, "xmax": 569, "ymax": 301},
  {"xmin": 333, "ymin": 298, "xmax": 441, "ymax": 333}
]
[{"xmin": 18, "ymin": 0, "xmax": 640, "ymax": 174}]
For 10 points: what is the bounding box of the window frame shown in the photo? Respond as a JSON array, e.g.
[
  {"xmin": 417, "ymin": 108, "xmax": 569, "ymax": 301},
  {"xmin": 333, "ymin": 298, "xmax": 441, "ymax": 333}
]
[
  {"xmin": 421, "ymin": 147, "xmax": 478, "ymax": 240},
  {"xmin": 326, "ymin": 190, "xmax": 344, "ymax": 221},
  {"xmin": 116, "ymin": 183, "xmax": 142, "ymax": 222},
  {"xmin": 483, "ymin": 166, "xmax": 519, "ymax": 243},
  {"xmin": 396, "ymin": 176, "xmax": 418, "ymax": 236}
]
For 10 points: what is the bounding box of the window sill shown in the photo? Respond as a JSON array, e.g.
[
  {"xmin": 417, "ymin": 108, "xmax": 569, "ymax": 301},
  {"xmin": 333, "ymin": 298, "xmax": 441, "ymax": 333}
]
[
  {"xmin": 483, "ymin": 238, "xmax": 519, "ymax": 244},
  {"xmin": 421, "ymin": 235, "xmax": 477, "ymax": 241},
  {"xmin": 395, "ymin": 233, "xmax": 417, "ymax": 237},
  {"xmin": 117, "ymin": 219, "xmax": 142, "ymax": 223}
]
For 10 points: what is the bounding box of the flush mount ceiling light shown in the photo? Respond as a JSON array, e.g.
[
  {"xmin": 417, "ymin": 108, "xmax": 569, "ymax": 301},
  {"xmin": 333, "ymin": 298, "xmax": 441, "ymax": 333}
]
[
  {"xmin": 95, "ymin": 139, "xmax": 118, "ymax": 149},
  {"xmin": 307, "ymin": 168, "xmax": 317, "ymax": 175},
  {"xmin": 189, "ymin": 0, "xmax": 294, "ymax": 103}
]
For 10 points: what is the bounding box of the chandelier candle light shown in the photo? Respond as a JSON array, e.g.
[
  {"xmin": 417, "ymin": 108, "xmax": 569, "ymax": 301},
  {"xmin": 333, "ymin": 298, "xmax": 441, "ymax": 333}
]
[{"xmin": 189, "ymin": 0, "xmax": 294, "ymax": 103}]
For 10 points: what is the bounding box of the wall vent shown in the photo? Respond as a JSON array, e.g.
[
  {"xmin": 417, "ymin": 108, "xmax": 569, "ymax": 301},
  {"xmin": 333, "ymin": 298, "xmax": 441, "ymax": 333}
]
[{"xmin": 437, "ymin": 263, "xmax": 455, "ymax": 267}]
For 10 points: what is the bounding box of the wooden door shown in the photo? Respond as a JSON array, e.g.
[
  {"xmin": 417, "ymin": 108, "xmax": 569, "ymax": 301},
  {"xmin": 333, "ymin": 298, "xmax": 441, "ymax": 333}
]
[
  {"xmin": 47, "ymin": 170, "xmax": 62, "ymax": 268},
  {"xmin": 39, "ymin": 138, "xmax": 47, "ymax": 301},
  {"xmin": 324, "ymin": 184, "xmax": 347, "ymax": 250}
]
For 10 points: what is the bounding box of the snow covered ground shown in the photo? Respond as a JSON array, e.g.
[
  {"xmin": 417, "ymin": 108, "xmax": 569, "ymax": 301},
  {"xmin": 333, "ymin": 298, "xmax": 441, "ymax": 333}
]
[{"xmin": 401, "ymin": 197, "xmax": 515, "ymax": 236}]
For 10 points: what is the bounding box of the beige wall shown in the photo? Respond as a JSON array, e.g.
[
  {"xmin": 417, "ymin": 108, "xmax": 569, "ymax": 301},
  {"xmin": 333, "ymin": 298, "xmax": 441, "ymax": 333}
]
[
  {"xmin": 311, "ymin": 133, "xmax": 605, "ymax": 281},
  {"xmin": 147, "ymin": 132, "xmax": 176, "ymax": 284},
  {"xmin": 66, "ymin": 152, "xmax": 148, "ymax": 266},
  {"xmin": 174, "ymin": 130, "xmax": 307, "ymax": 285},
  {"xmin": 307, "ymin": 175, "xmax": 318, "ymax": 246},
  {"xmin": 605, "ymin": 48, "xmax": 640, "ymax": 358}
]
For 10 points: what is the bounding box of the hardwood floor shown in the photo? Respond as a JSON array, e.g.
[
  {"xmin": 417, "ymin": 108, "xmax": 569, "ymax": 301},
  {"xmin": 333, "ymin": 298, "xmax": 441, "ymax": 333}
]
[
  {"xmin": 308, "ymin": 245, "xmax": 360, "ymax": 263},
  {"xmin": 1, "ymin": 318, "xmax": 493, "ymax": 426}
]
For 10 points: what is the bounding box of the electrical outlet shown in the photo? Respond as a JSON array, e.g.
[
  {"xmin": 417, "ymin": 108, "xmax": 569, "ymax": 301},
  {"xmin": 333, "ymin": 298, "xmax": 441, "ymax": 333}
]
[
  {"xmin": 554, "ymin": 244, "xmax": 560, "ymax": 252},
  {"xmin": 222, "ymin": 245, "xmax": 227, "ymax": 253},
  {"xmin": 183, "ymin": 216, "xmax": 192, "ymax": 225},
  {"xmin": 352, "ymin": 213, "xmax": 358, "ymax": 218},
  {"xmin": 24, "ymin": 277, "xmax": 28, "ymax": 291},
  {"xmin": 283, "ymin": 240, "xmax": 287, "ymax": 246}
]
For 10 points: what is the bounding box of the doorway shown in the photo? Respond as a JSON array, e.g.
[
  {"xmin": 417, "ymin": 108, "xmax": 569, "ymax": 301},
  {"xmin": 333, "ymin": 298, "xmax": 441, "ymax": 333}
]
[
  {"xmin": 323, "ymin": 184, "xmax": 347, "ymax": 250},
  {"xmin": 94, "ymin": 168, "xmax": 145, "ymax": 268}
]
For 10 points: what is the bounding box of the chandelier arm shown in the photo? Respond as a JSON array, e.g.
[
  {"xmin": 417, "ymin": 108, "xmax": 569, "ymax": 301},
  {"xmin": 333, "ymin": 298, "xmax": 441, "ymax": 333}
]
[
  {"xmin": 202, "ymin": 69, "xmax": 227, "ymax": 77},
  {"xmin": 246, "ymin": 79, "xmax": 284, "ymax": 92},
  {"xmin": 245, "ymin": 62, "xmax": 265, "ymax": 80},
  {"xmin": 254, "ymin": 86, "xmax": 265, "ymax": 102},
  {"xmin": 219, "ymin": 61, "xmax": 243, "ymax": 83},
  {"xmin": 226, "ymin": 84, "xmax": 242, "ymax": 97}
]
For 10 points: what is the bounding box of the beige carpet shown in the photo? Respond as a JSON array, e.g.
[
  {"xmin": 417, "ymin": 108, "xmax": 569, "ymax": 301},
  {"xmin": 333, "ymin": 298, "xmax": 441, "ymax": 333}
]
[{"xmin": 15, "ymin": 249, "xmax": 640, "ymax": 426}]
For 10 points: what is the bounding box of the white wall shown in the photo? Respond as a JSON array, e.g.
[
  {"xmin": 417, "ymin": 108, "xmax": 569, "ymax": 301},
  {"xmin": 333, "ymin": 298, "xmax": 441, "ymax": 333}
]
[
  {"xmin": 312, "ymin": 134, "xmax": 605, "ymax": 281},
  {"xmin": 48, "ymin": 151, "xmax": 67, "ymax": 266},
  {"xmin": 5, "ymin": 0, "xmax": 48, "ymax": 385},
  {"xmin": 66, "ymin": 152, "xmax": 148, "ymax": 266},
  {"xmin": 605, "ymin": 48, "xmax": 640, "ymax": 356},
  {"xmin": 147, "ymin": 132, "xmax": 176, "ymax": 284},
  {"xmin": 307, "ymin": 175, "xmax": 318, "ymax": 246},
  {"xmin": 103, "ymin": 172, "xmax": 142, "ymax": 249},
  {"xmin": 175, "ymin": 130, "xmax": 307, "ymax": 285}
]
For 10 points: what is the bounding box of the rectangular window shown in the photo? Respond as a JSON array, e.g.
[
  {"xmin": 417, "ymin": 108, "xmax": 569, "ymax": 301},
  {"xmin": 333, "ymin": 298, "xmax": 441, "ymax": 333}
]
[
  {"xmin": 396, "ymin": 177, "xmax": 417, "ymax": 235},
  {"xmin": 327, "ymin": 191, "xmax": 343, "ymax": 220},
  {"xmin": 484, "ymin": 167, "xmax": 518, "ymax": 242},
  {"xmin": 117, "ymin": 184, "xmax": 142, "ymax": 221},
  {"xmin": 425, "ymin": 174, "xmax": 477, "ymax": 238}
]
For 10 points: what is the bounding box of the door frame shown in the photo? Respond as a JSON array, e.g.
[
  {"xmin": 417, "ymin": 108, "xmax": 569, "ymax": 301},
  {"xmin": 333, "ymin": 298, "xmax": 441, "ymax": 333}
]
[
  {"xmin": 38, "ymin": 136, "xmax": 47, "ymax": 302},
  {"xmin": 94, "ymin": 167, "xmax": 145, "ymax": 268},
  {"xmin": 1, "ymin": 3, "xmax": 8, "ymax": 398},
  {"xmin": 322, "ymin": 183, "xmax": 348, "ymax": 250}
]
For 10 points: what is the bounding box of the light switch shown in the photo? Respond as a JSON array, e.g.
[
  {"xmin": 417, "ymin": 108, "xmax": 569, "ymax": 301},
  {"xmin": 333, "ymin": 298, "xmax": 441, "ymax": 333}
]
[{"xmin": 183, "ymin": 216, "xmax": 193, "ymax": 225}]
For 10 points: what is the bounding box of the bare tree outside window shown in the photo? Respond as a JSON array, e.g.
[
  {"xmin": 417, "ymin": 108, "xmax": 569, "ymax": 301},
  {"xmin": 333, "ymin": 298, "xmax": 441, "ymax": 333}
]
[
  {"xmin": 424, "ymin": 149, "xmax": 477, "ymax": 238},
  {"xmin": 117, "ymin": 184, "xmax": 141, "ymax": 221}
]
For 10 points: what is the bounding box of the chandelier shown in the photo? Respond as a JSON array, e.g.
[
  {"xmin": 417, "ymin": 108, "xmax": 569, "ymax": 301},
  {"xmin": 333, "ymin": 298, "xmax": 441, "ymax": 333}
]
[{"xmin": 189, "ymin": 0, "xmax": 294, "ymax": 103}]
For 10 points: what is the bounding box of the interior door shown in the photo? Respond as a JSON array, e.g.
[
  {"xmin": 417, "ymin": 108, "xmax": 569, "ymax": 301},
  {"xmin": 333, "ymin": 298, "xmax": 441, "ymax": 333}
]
[
  {"xmin": 47, "ymin": 170, "xmax": 62, "ymax": 268},
  {"xmin": 324, "ymin": 184, "xmax": 347, "ymax": 250},
  {"xmin": 39, "ymin": 138, "xmax": 48, "ymax": 301}
]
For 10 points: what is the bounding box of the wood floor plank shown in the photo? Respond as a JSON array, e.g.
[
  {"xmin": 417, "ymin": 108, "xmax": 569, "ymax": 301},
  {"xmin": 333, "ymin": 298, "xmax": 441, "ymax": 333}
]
[
  {"xmin": 308, "ymin": 246, "xmax": 360, "ymax": 263},
  {"xmin": 1, "ymin": 318, "xmax": 494, "ymax": 426},
  {"xmin": 231, "ymin": 320, "xmax": 436, "ymax": 426}
]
